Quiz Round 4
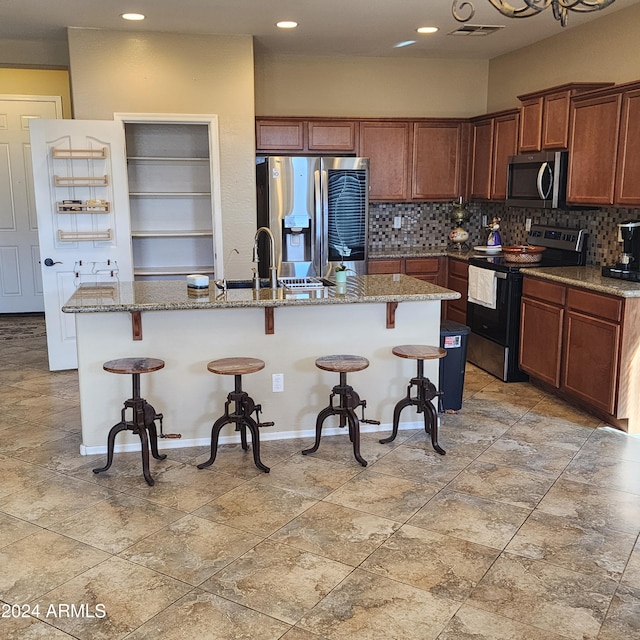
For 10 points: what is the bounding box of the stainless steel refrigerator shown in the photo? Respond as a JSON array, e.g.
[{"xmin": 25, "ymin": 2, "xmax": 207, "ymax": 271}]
[{"xmin": 256, "ymin": 156, "xmax": 369, "ymax": 278}]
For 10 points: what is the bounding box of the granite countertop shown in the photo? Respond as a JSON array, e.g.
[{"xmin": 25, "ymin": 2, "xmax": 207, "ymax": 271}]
[
  {"xmin": 368, "ymin": 246, "xmax": 474, "ymax": 260},
  {"xmin": 62, "ymin": 274, "xmax": 460, "ymax": 313},
  {"xmin": 524, "ymin": 266, "xmax": 640, "ymax": 298}
]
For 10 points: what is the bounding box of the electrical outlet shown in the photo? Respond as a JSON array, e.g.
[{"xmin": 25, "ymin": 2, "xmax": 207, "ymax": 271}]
[
  {"xmin": 525, "ymin": 218, "xmax": 532, "ymax": 232},
  {"xmin": 393, "ymin": 216, "xmax": 402, "ymax": 229},
  {"xmin": 272, "ymin": 373, "xmax": 284, "ymax": 393},
  {"xmin": 481, "ymin": 215, "xmax": 488, "ymax": 227}
]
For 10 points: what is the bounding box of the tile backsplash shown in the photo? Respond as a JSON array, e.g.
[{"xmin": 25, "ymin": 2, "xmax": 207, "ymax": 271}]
[{"xmin": 369, "ymin": 201, "xmax": 640, "ymax": 266}]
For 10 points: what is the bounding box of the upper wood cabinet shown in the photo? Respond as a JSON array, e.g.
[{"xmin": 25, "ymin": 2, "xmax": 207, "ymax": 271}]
[
  {"xmin": 359, "ymin": 121, "xmax": 412, "ymax": 201},
  {"xmin": 469, "ymin": 109, "xmax": 519, "ymax": 201},
  {"xmin": 412, "ymin": 121, "xmax": 466, "ymax": 201},
  {"xmin": 256, "ymin": 118, "xmax": 358, "ymax": 154},
  {"xmin": 614, "ymin": 87, "xmax": 640, "ymax": 206},
  {"xmin": 518, "ymin": 83, "xmax": 613, "ymax": 152},
  {"xmin": 567, "ymin": 89, "xmax": 622, "ymax": 205}
]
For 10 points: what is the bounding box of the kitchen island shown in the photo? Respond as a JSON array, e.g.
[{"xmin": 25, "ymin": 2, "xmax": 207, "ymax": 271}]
[{"xmin": 62, "ymin": 275, "xmax": 460, "ymax": 453}]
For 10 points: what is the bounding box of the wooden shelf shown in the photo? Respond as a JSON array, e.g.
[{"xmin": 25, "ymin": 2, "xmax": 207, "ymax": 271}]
[
  {"xmin": 55, "ymin": 175, "xmax": 109, "ymax": 187},
  {"xmin": 58, "ymin": 229, "xmax": 113, "ymax": 242},
  {"xmin": 52, "ymin": 147, "xmax": 108, "ymax": 159},
  {"xmin": 57, "ymin": 201, "xmax": 110, "ymax": 214}
]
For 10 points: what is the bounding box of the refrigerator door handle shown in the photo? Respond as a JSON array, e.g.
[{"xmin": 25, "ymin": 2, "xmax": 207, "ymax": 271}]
[{"xmin": 314, "ymin": 168, "xmax": 325, "ymax": 276}]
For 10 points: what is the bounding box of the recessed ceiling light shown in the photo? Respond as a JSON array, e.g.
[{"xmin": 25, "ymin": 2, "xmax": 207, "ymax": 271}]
[
  {"xmin": 121, "ymin": 13, "xmax": 145, "ymax": 21},
  {"xmin": 276, "ymin": 21, "xmax": 298, "ymax": 29},
  {"xmin": 394, "ymin": 40, "xmax": 417, "ymax": 48},
  {"xmin": 417, "ymin": 26, "xmax": 439, "ymax": 34}
]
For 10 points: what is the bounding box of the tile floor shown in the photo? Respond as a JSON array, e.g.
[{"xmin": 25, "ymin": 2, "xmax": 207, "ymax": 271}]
[{"xmin": 1, "ymin": 316, "xmax": 639, "ymax": 639}]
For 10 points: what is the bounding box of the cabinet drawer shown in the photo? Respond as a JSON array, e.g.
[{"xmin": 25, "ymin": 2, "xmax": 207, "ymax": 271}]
[
  {"xmin": 405, "ymin": 257, "xmax": 440, "ymax": 275},
  {"xmin": 566, "ymin": 287, "xmax": 622, "ymax": 323},
  {"xmin": 448, "ymin": 258, "xmax": 468, "ymax": 278},
  {"xmin": 523, "ymin": 277, "xmax": 566, "ymax": 305},
  {"xmin": 367, "ymin": 259, "xmax": 403, "ymax": 274}
]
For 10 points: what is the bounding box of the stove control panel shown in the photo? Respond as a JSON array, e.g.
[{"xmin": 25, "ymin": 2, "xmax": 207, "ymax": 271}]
[{"xmin": 527, "ymin": 225, "xmax": 587, "ymax": 252}]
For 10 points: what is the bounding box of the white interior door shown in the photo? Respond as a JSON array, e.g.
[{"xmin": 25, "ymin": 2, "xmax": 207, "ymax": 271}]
[
  {"xmin": 30, "ymin": 119, "xmax": 133, "ymax": 370},
  {"xmin": 0, "ymin": 95, "xmax": 62, "ymax": 313}
]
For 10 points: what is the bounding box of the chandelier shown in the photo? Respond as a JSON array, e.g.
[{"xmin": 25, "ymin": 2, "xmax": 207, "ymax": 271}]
[{"xmin": 452, "ymin": 0, "xmax": 617, "ymax": 27}]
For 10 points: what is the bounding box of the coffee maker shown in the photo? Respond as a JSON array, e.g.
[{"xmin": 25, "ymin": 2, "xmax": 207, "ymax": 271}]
[{"xmin": 602, "ymin": 220, "xmax": 640, "ymax": 281}]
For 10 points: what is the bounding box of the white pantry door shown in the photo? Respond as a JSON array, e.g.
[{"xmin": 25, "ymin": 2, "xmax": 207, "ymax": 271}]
[
  {"xmin": 30, "ymin": 119, "xmax": 133, "ymax": 370},
  {"xmin": 0, "ymin": 95, "xmax": 61, "ymax": 312}
]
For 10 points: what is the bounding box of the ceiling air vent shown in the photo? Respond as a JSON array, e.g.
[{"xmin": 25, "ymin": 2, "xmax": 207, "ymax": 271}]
[{"xmin": 448, "ymin": 24, "xmax": 505, "ymax": 36}]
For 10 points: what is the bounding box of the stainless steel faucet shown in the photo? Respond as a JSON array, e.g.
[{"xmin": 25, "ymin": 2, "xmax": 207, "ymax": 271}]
[{"xmin": 253, "ymin": 226, "xmax": 278, "ymax": 290}]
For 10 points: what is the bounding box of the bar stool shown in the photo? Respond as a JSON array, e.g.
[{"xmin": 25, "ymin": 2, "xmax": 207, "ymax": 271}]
[
  {"xmin": 93, "ymin": 357, "xmax": 167, "ymax": 486},
  {"xmin": 197, "ymin": 357, "xmax": 273, "ymax": 473},
  {"xmin": 380, "ymin": 345, "xmax": 447, "ymax": 455},
  {"xmin": 302, "ymin": 354, "xmax": 379, "ymax": 467}
]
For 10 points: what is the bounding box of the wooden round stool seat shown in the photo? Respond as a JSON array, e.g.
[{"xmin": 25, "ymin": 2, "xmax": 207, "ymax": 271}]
[
  {"xmin": 103, "ymin": 357, "xmax": 165, "ymax": 375},
  {"xmin": 392, "ymin": 345, "xmax": 446, "ymax": 361},
  {"xmin": 207, "ymin": 357, "xmax": 265, "ymax": 376},
  {"xmin": 315, "ymin": 354, "xmax": 369, "ymax": 373}
]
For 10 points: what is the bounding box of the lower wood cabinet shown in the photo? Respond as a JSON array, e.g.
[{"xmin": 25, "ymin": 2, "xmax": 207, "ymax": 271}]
[
  {"xmin": 445, "ymin": 258, "xmax": 468, "ymax": 325},
  {"xmin": 367, "ymin": 256, "xmax": 444, "ymax": 285},
  {"xmin": 520, "ymin": 276, "xmax": 637, "ymax": 431}
]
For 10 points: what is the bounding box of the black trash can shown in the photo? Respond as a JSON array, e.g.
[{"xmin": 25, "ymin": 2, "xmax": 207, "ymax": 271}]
[{"xmin": 439, "ymin": 320, "xmax": 470, "ymax": 412}]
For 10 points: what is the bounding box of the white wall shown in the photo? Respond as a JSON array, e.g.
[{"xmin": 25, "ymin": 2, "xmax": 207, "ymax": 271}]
[{"xmin": 66, "ymin": 28, "xmax": 257, "ymax": 279}]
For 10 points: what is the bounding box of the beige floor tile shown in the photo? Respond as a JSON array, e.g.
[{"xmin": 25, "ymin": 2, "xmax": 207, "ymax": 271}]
[
  {"xmin": 505, "ymin": 509, "xmax": 636, "ymax": 580},
  {"xmin": 32, "ymin": 556, "xmax": 192, "ymax": 640},
  {"xmin": 438, "ymin": 604, "xmax": 570, "ymax": 640},
  {"xmin": 0, "ymin": 614, "xmax": 78, "ymax": 639},
  {"xmin": 192, "ymin": 442, "xmax": 276, "ymax": 480},
  {"xmin": 324, "ymin": 469, "xmax": 436, "ymax": 522},
  {"xmin": 447, "ymin": 460, "xmax": 557, "ymax": 509},
  {"xmin": 0, "ymin": 512, "xmax": 42, "ymax": 548},
  {"xmin": 193, "ymin": 482, "xmax": 318, "ymax": 536},
  {"xmin": 201, "ymin": 540, "xmax": 352, "ymax": 624},
  {"xmin": 369, "ymin": 445, "xmax": 475, "ymax": 486},
  {"xmin": 580, "ymin": 426, "xmax": 640, "ymax": 463},
  {"xmin": 299, "ymin": 430, "xmax": 399, "ymax": 467},
  {"xmin": 408, "ymin": 489, "xmax": 530, "ymax": 550},
  {"xmin": 467, "ymin": 553, "xmax": 616, "ymax": 640},
  {"xmin": 6, "ymin": 431, "xmax": 88, "ymax": 473},
  {"xmin": 408, "ymin": 424, "xmax": 497, "ymax": 458},
  {"xmin": 280, "ymin": 628, "xmax": 328, "ymax": 640},
  {"xmin": 360, "ymin": 523, "xmax": 499, "ymax": 600},
  {"xmin": 622, "ymin": 539, "xmax": 640, "ymax": 589},
  {"xmin": 536, "ymin": 477, "xmax": 640, "ymax": 535},
  {"xmin": 126, "ymin": 463, "xmax": 245, "ymax": 512},
  {"xmin": 561, "ymin": 449, "xmax": 640, "ymax": 496},
  {"xmin": 124, "ymin": 588, "xmax": 291, "ymax": 640},
  {"xmin": 269, "ymin": 501, "xmax": 399, "ymax": 567},
  {"xmin": 0, "ymin": 474, "xmax": 114, "ymax": 527},
  {"xmin": 253, "ymin": 454, "xmax": 361, "ymax": 499},
  {"xmin": 49, "ymin": 492, "xmax": 184, "ymax": 553},
  {"xmin": 531, "ymin": 395, "xmax": 602, "ymax": 427},
  {"xmin": 598, "ymin": 584, "xmax": 640, "ymax": 640},
  {"xmin": 504, "ymin": 413, "xmax": 594, "ymax": 451},
  {"xmin": 119, "ymin": 514, "xmax": 262, "ymax": 585},
  {"xmin": 0, "ymin": 422, "xmax": 71, "ymax": 457},
  {"xmin": 478, "ymin": 436, "xmax": 576, "ymax": 477},
  {"xmin": 297, "ymin": 568, "xmax": 459, "ymax": 640},
  {"xmin": 0, "ymin": 529, "xmax": 109, "ymax": 603},
  {"xmin": 0, "ymin": 454, "xmax": 59, "ymax": 499}
]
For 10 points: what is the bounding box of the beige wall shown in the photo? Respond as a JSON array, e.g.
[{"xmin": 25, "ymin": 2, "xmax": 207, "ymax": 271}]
[
  {"xmin": 0, "ymin": 38, "xmax": 69, "ymax": 68},
  {"xmin": 0, "ymin": 68, "xmax": 72, "ymax": 117},
  {"xmin": 255, "ymin": 54, "xmax": 489, "ymax": 118},
  {"xmin": 487, "ymin": 3, "xmax": 640, "ymax": 112},
  {"xmin": 67, "ymin": 28, "xmax": 257, "ymax": 279}
]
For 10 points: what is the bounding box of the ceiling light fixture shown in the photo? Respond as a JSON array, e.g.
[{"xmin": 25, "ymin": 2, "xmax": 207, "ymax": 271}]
[
  {"xmin": 417, "ymin": 26, "xmax": 439, "ymax": 33},
  {"xmin": 451, "ymin": 0, "xmax": 616, "ymax": 28},
  {"xmin": 276, "ymin": 21, "xmax": 298, "ymax": 29},
  {"xmin": 121, "ymin": 13, "xmax": 145, "ymax": 21}
]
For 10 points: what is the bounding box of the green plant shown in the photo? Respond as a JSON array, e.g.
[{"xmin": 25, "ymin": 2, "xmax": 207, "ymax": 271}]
[{"xmin": 335, "ymin": 263, "xmax": 348, "ymax": 272}]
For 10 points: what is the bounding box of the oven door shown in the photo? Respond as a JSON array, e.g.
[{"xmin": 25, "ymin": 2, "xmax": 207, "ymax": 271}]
[{"xmin": 467, "ymin": 271, "xmax": 514, "ymax": 346}]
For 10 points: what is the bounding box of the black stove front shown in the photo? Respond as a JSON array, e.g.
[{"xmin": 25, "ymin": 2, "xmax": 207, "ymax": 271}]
[{"xmin": 465, "ymin": 225, "xmax": 588, "ymax": 382}]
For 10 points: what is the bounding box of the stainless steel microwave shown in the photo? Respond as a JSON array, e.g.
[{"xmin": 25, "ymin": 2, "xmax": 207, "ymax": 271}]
[{"xmin": 506, "ymin": 151, "xmax": 568, "ymax": 209}]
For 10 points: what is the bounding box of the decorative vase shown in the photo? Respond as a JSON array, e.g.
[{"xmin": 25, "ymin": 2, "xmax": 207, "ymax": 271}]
[{"xmin": 335, "ymin": 271, "xmax": 347, "ymax": 283}]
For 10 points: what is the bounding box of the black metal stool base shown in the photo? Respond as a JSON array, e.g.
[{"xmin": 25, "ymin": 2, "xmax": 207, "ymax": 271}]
[
  {"xmin": 380, "ymin": 360, "xmax": 446, "ymax": 455},
  {"xmin": 197, "ymin": 374, "xmax": 272, "ymax": 473},
  {"xmin": 302, "ymin": 372, "xmax": 379, "ymax": 467},
  {"xmin": 93, "ymin": 373, "xmax": 167, "ymax": 486}
]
